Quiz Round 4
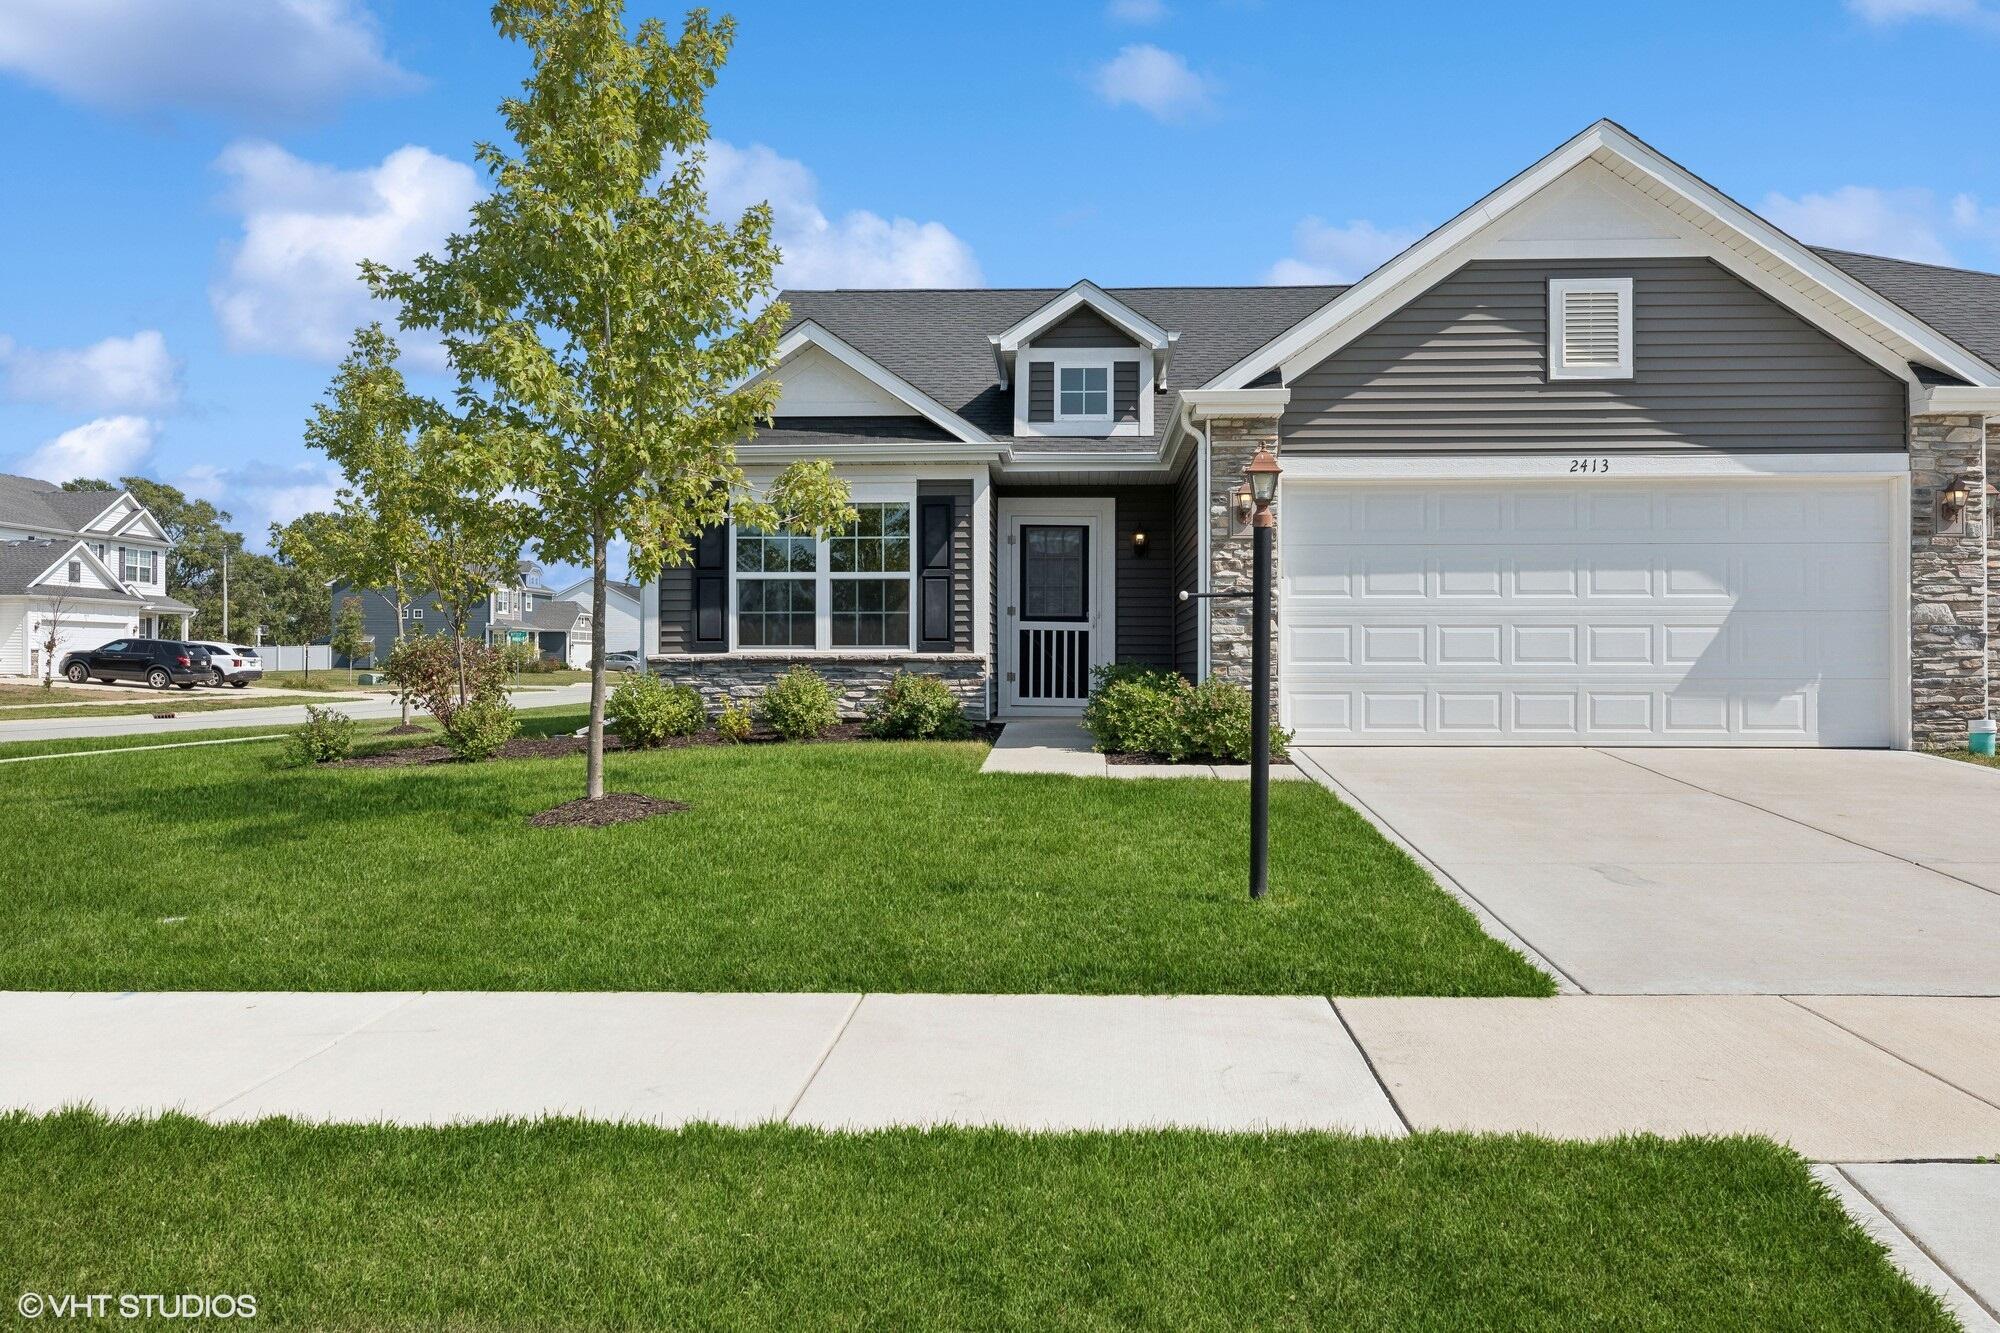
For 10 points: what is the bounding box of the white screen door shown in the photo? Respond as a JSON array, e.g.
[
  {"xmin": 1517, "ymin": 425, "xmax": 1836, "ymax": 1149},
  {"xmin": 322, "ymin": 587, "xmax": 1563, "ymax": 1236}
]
[{"xmin": 999, "ymin": 498, "xmax": 1114, "ymax": 713}]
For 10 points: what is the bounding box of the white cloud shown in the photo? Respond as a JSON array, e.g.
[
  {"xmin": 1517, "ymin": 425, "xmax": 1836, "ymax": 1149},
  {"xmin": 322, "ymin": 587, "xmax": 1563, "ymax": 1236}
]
[
  {"xmin": 0, "ymin": 330, "xmax": 181, "ymax": 412},
  {"xmin": 1265, "ymin": 217, "xmax": 1421, "ymax": 284},
  {"xmin": 209, "ymin": 140, "xmax": 481, "ymax": 365},
  {"xmin": 0, "ymin": 0, "xmax": 416, "ymax": 121},
  {"xmin": 1107, "ymin": 0, "xmax": 1168, "ymax": 22},
  {"xmin": 702, "ymin": 141, "xmax": 981, "ymax": 288},
  {"xmin": 14, "ymin": 416, "xmax": 157, "ymax": 484},
  {"xmin": 1091, "ymin": 44, "xmax": 1213, "ymax": 121},
  {"xmin": 1759, "ymin": 185, "xmax": 1956, "ymax": 263},
  {"xmin": 1847, "ymin": 0, "xmax": 1995, "ymax": 25},
  {"xmin": 175, "ymin": 459, "xmax": 342, "ymax": 542}
]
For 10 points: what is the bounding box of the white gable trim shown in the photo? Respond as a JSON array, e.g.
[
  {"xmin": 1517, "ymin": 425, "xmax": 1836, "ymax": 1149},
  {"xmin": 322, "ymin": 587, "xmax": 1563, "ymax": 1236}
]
[
  {"xmin": 27, "ymin": 539, "xmax": 130, "ymax": 594},
  {"xmin": 746, "ymin": 322, "xmax": 993, "ymax": 444},
  {"xmin": 993, "ymin": 281, "xmax": 1171, "ymax": 355},
  {"xmin": 1210, "ymin": 120, "xmax": 2000, "ymax": 391},
  {"xmin": 109, "ymin": 506, "xmax": 169, "ymax": 543},
  {"xmin": 78, "ymin": 492, "xmax": 137, "ymax": 535}
]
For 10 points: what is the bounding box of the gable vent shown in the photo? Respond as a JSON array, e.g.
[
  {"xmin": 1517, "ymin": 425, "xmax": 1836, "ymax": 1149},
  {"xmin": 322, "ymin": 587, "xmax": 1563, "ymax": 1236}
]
[{"xmin": 1548, "ymin": 277, "xmax": 1633, "ymax": 380}]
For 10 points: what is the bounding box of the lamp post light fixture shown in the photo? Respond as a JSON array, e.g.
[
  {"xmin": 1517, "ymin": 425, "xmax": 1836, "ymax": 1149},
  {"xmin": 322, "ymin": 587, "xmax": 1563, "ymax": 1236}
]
[{"xmin": 1244, "ymin": 447, "xmax": 1281, "ymax": 901}]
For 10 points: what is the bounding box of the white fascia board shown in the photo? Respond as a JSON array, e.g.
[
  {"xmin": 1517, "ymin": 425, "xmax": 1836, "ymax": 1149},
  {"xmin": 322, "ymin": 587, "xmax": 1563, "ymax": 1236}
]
[
  {"xmin": 79, "ymin": 491, "xmax": 139, "ymax": 535},
  {"xmin": 1211, "ymin": 119, "xmax": 2000, "ymax": 391},
  {"xmin": 1181, "ymin": 387, "xmax": 1291, "ymax": 420},
  {"xmin": 999, "ymin": 453, "xmax": 1175, "ymax": 474},
  {"xmin": 1912, "ymin": 383, "xmax": 2000, "ymax": 414},
  {"xmin": 746, "ymin": 322, "xmax": 993, "ymax": 444},
  {"xmin": 736, "ymin": 440, "xmax": 1006, "ymax": 465},
  {"xmin": 28, "ymin": 538, "xmax": 124, "ymax": 590},
  {"xmin": 994, "ymin": 281, "xmax": 1171, "ymax": 353},
  {"xmin": 1277, "ymin": 451, "xmax": 1910, "ymax": 480},
  {"xmin": 109, "ymin": 507, "xmax": 169, "ymax": 543}
]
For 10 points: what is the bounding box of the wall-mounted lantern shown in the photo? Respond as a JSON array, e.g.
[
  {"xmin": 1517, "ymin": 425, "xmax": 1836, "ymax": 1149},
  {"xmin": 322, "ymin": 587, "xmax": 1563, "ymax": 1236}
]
[{"xmin": 1131, "ymin": 529, "xmax": 1149, "ymax": 558}]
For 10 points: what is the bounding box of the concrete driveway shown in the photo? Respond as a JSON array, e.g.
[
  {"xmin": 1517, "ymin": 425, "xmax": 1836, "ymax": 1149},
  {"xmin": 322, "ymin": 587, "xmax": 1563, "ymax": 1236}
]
[{"xmin": 1296, "ymin": 747, "xmax": 2000, "ymax": 995}]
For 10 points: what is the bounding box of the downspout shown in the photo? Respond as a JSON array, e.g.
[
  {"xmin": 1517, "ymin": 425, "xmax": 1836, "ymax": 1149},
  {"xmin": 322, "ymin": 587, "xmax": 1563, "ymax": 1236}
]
[{"xmin": 1183, "ymin": 401, "xmax": 1213, "ymax": 682}]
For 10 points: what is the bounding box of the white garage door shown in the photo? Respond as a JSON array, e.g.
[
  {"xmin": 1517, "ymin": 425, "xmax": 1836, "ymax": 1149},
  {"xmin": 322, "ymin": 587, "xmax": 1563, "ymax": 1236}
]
[{"xmin": 1280, "ymin": 477, "xmax": 1898, "ymax": 747}]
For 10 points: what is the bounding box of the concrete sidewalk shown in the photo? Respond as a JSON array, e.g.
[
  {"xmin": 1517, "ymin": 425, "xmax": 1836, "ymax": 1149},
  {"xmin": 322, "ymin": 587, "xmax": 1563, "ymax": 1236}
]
[
  {"xmin": 8, "ymin": 992, "xmax": 1999, "ymax": 1160},
  {"xmin": 0, "ymin": 683, "xmax": 595, "ymax": 744}
]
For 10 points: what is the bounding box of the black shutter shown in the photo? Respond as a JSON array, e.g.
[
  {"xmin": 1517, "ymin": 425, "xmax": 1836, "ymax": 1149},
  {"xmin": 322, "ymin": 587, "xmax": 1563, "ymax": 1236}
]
[
  {"xmin": 693, "ymin": 524, "xmax": 727, "ymax": 645},
  {"xmin": 918, "ymin": 499, "xmax": 954, "ymax": 649}
]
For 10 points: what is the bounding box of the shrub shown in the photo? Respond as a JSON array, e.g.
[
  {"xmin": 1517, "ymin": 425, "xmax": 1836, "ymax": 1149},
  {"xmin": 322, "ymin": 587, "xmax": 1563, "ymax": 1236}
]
[
  {"xmin": 715, "ymin": 700, "xmax": 754, "ymax": 743},
  {"xmin": 386, "ymin": 635, "xmax": 509, "ymax": 732},
  {"xmin": 759, "ymin": 666, "xmax": 841, "ymax": 741},
  {"xmin": 282, "ymin": 705, "xmax": 356, "ymax": 765},
  {"xmin": 1081, "ymin": 667, "xmax": 1290, "ymax": 763},
  {"xmin": 606, "ymin": 674, "xmax": 704, "ymax": 748},
  {"xmin": 497, "ymin": 639, "xmax": 537, "ymax": 675},
  {"xmin": 440, "ymin": 695, "xmax": 519, "ymax": 761},
  {"xmin": 1082, "ymin": 665, "xmax": 1187, "ymax": 756},
  {"xmin": 866, "ymin": 671, "xmax": 970, "ymax": 740}
]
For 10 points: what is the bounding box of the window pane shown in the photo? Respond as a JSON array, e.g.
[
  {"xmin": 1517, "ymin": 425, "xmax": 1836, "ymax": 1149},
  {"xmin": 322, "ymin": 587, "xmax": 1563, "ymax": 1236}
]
[
  {"xmin": 831, "ymin": 578, "xmax": 910, "ymax": 647},
  {"xmin": 1021, "ymin": 525, "xmax": 1088, "ymax": 620},
  {"xmin": 737, "ymin": 578, "xmax": 814, "ymax": 648},
  {"xmin": 830, "ymin": 503, "xmax": 911, "ymax": 573}
]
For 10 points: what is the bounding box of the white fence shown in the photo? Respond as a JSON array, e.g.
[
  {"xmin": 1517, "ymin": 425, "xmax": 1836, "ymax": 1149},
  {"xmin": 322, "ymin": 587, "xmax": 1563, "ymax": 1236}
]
[{"xmin": 253, "ymin": 644, "xmax": 334, "ymax": 672}]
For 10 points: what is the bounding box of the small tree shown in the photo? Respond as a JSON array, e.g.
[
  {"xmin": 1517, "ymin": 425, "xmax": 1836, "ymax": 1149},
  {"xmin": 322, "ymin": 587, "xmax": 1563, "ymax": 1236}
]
[
  {"xmin": 35, "ymin": 588, "xmax": 74, "ymax": 689},
  {"xmin": 330, "ymin": 598, "xmax": 371, "ymax": 677},
  {"xmin": 367, "ymin": 0, "xmax": 852, "ymax": 804}
]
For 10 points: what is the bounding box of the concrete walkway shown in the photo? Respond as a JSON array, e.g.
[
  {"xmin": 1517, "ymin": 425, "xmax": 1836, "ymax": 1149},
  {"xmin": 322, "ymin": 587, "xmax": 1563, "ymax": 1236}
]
[
  {"xmin": 1300, "ymin": 747, "xmax": 2000, "ymax": 995},
  {"xmin": 0, "ymin": 683, "xmax": 595, "ymax": 744},
  {"xmin": 981, "ymin": 717, "xmax": 1309, "ymax": 780}
]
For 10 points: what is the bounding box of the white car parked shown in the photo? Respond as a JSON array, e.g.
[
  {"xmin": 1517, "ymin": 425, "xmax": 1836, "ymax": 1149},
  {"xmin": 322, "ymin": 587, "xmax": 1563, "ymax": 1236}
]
[{"xmin": 190, "ymin": 642, "xmax": 264, "ymax": 688}]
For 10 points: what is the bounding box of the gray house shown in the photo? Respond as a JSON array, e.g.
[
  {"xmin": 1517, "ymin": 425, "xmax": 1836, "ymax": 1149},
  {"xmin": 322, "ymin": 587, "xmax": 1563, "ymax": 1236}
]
[
  {"xmin": 331, "ymin": 563, "xmax": 592, "ymax": 668},
  {"xmin": 650, "ymin": 121, "xmax": 1998, "ymax": 750}
]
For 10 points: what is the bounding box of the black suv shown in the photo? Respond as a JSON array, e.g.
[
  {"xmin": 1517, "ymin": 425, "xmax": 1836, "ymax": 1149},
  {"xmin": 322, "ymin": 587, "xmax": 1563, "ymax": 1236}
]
[{"xmin": 60, "ymin": 639, "xmax": 213, "ymax": 690}]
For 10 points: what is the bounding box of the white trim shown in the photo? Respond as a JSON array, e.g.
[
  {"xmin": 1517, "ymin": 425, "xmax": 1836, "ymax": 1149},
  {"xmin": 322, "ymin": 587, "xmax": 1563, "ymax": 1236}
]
[
  {"xmin": 77, "ymin": 491, "xmax": 137, "ymax": 535},
  {"xmin": 993, "ymin": 280, "xmax": 1172, "ymax": 355},
  {"xmin": 107, "ymin": 507, "xmax": 169, "ymax": 543},
  {"xmin": 1181, "ymin": 387, "xmax": 1291, "ymax": 420},
  {"xmin": 1055, "ymin": 363, "xmax": 1113, "ymax": 423},
  {"xmin": 728, "ymin": 481, "xmax": 919, "ymax": 653},
  {"xmin": 747, "ymin": 322, "xmax": 994, "ymax": 444},
  {"xmin": 1210, "ymin": 120, "xmax": 2000, "ymax": 392},
  {"xmin": 994, "ymin": 495, "xmax": 1116, "ymax": 716},
  {"xmin": 28, "ymin": 539, "xmax": 130, "ymax": 594},
  {"xmin": 1274, "ymin": 450, "xmax": 1911, "ymax": 480},
  {"xmin": 1911, "ymin": 383, "xmax": 2000, "ymax": 414},
  {"xmin": 1548, "ymin": 277, "xmax": 1633, "ymax": 380},
  {"xmin": 1013, "ymin": 347, "xmax": 1153, "ymax": 439},
  {"xmin": 1195, "ymin": 415, "xmax": 1212, "ymax": 682},
  {"xmin": 971, "ymin": 470, "xmax": 992, "ymax": 661},
  {"xmin": 737, "ymin": 441, "xmax": 1004, "ymax": 464}
]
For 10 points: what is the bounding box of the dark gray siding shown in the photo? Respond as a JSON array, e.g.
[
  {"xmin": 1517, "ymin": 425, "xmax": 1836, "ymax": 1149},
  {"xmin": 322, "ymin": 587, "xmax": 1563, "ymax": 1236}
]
[
  {"xmin": 1171, "ymin": 449, "xmax": 1201, "ymax": 679},
  {"xmin": 916, "ymin": 479, "xmax": 973, "ymax": 651},
  {"xmin": 328, "ymin": 584, "xmax": 483, "ymax": 665},
  {"xmin": 1032, "ymin": 306, "xmax": 1137, "ymax": 348},
  {"xmin": 1114, "ymin": 360, "xmax": 1140, "ymax": 422},
  {"xmin": 1283, "ymin": 257, "xmax": 1907, "ymax": 452},
  {"xmin": 1028, "ymin": 362, "xmax": 1053, "ymax": 422},
  {"xmin": 997, "ymin": 485, "xmax": 1176, "ymax": 670}
]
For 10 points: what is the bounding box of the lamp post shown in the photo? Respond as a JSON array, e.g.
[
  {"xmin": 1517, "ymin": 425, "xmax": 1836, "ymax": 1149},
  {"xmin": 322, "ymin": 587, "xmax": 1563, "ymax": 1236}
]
[{"xmin": 1244, "ymin": 448, "xmax": 1281, "ymax": 900}]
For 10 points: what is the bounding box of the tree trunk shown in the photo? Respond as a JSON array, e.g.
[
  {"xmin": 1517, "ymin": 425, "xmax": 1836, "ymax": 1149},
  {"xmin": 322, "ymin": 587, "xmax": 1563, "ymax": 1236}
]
[
  {"xmin": 586, "ymin": 522, "xmax": 609, "ymax": 801},
  {"xmin": 394, "ymin": 572, "xmax": 410, "ymax": 728}
]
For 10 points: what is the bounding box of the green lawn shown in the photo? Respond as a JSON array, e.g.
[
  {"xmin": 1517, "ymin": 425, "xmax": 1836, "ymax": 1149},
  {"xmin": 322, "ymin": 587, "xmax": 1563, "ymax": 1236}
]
[
  {"xmin": 0, "ymin": 691, "xmax": 358, "ymax": 720},
  {"xmin": 0, "ymin": 708, "xmax": 1548, "ymax": 995},
  {"xmin": 0, "ymin": 1113, "xmax": 1951, "ymax": 1332}
]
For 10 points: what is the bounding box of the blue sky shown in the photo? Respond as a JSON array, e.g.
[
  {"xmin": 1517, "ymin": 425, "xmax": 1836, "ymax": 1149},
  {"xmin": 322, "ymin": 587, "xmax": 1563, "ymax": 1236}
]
[{"xmin": 3, "ymin": 0, "xmax": 1998, "ymax": 583}]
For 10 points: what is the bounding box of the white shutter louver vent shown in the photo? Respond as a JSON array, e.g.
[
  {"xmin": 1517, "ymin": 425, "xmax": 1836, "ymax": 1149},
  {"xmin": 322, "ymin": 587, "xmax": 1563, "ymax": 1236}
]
[{"xmin": 1548, "ymin": 278, "xmax": 1633, "ymax": 380}]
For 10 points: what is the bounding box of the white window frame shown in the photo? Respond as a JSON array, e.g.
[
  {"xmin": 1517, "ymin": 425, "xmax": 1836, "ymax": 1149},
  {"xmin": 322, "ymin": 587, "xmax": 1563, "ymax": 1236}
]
[
  {"xmin": 1014, "ymin": 347, "xmax": 1153, "ymax": 439},
  {"xmin": 729, "ymin": 481, "xmax": 918, "ymax": 653},
  {"xmin": 1548, "ymin": 277, "xmax": 1634, "ymax": 380},
  {"xmin": 121, "ymin": 546, "xmax": 156, "ymax": 585},
  {"xmin": 1055, "ymin": 363, "xmax": 1112, "ymax": 422}
]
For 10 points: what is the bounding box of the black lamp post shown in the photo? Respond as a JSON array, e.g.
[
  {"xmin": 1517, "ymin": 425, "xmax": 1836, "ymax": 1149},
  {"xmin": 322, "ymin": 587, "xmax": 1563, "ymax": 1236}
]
[{"xmin": 1244, "ymin": 448, "xmax": 1282, "ymax": 900}]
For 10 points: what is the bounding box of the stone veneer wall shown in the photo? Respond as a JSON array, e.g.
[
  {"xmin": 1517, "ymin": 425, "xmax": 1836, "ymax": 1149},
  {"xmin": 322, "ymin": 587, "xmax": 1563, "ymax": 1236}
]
[
  {"xmin": 648, "ymin": 653, "xmax": 990, "ymax": 721},
  {"xmin": 1204, "ymin": 414, "xmax": 1282, "ymax": 687},
  {"xmin": 1910, "ymin": 414, "xmax": 1992, "ymax": 747}
]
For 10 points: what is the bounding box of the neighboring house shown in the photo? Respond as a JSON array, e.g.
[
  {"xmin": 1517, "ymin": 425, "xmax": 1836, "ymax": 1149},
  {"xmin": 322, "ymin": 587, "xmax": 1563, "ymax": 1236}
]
[
  {"xmin": 0, "ymin": 473, "xmax": 195, "ymax": 677},
  {"xmin": 552, "ymin": 577, "xmax": 649, "ymax": 655},
  {"xmin": 330, "ymin": 562, "xmax": 593, "ymax": 668},
  {"xmin": 652, "ymin": 120, "xmax": 1999, "ymax": 749}
]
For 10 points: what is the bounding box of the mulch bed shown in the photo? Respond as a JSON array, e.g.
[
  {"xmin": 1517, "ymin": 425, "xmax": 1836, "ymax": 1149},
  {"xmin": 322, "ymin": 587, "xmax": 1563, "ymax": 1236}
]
[
  {"xmin": 338, "ymin": 722, "xmax": 1004, "ymax": 768},
  {"xmin": 382, "ymin": 723, "xmax": 429, "ymax": 736},
  {"xmin": 1106, "ymin": 750, "xmax": 1296, "ymax": 768},
  {"xmin": 528, "ymin": 792, "xmax": 689, "ymax": 828}
]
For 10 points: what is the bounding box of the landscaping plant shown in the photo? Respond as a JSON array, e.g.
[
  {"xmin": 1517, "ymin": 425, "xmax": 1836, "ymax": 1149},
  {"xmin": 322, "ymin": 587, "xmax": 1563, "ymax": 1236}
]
[
  {"xmin": 606, "ymin": 674, "xmax": 705, "ymax": 748},
  {"xmin": 866, "ymin": 671, "xmax": 971, "ymax": 740},
  {"xmin": 439, "ymin": 695, "xmax": 520, "ymax": 762},
  {"xmin": 714, "ymin": 700, "xmax": 753, "ymax": 743},
  {"xmin": 282, "ymin": 705, "xmax": 358, "ymax": 765},
  {"xmin": 758, "ymin": 666, "xmax": 840, "ymax": 741},
  {"xmin": 385, "ymin": 635, "xmax": 510, "ymax": 744},
  {"xmin": 1082, "ymin": 666, "xmax": 1290, "ymax": 763}
]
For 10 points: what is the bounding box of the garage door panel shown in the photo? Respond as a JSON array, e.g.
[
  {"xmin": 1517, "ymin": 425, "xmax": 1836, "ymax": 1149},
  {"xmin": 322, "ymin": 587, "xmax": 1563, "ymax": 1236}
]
[{"xmin": 1281, "ymin": 478, "xmax": 1896, "ymax": 747}]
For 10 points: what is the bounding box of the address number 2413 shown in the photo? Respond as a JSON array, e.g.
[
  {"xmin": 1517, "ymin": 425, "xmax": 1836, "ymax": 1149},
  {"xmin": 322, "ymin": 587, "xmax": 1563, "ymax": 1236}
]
[{"xmin": 1568, "ymin": 457, "xmax": 1611, "ymax": 474}]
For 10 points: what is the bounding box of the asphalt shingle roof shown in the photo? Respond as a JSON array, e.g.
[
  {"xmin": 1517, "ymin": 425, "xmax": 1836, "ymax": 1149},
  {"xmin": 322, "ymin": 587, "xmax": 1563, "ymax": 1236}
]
[
  {"xmin": 0, "ymin": 474, "xmax": 125, "ymax": 534},
  {"xmin": 0, "ymin": 538, "xmax": 142, "ymax": 601},
  {"xmin": 779, "ymin": 285, "xmax": 1345, "ymax": 448},
  {"xmin": 1812, "ymin": 247, "xmax": 2000, "ymax": 373}
]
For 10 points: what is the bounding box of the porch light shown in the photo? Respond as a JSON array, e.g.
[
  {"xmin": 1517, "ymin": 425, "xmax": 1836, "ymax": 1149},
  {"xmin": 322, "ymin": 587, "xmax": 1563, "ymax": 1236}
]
[
  {"xmin": 1245, "ymin": 448, "xmax": 1281, "ymax": 506},
  {"xmin": 1233, "ymin": 482, "xmax": 1253, "ymax": 527},
  {"xmin": 1131, "ymin": 530, "xmax": 1149, "ymax": 557}
]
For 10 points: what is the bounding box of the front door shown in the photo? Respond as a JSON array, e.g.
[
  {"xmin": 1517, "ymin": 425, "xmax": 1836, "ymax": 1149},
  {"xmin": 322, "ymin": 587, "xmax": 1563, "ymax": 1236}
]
[{"xmin": 998, "ymin": 498, "xmax": 1114, "ymax": 714}]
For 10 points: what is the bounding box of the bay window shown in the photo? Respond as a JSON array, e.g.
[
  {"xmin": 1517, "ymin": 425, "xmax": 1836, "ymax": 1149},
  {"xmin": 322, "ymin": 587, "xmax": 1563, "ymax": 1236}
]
[{"xmin": 732, "ymin": 493, "xmax": 915, "ymax": 651}]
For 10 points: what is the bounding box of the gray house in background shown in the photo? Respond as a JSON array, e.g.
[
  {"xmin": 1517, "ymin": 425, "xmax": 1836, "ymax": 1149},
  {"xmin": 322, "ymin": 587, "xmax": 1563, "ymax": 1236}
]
[
  {"xmin": 330, "ymin": 562, "xmax": 592, "ymax": 668},
  {"xmin": 649, "ymin": 121, "xmax": 1999, "ymax": 750}
]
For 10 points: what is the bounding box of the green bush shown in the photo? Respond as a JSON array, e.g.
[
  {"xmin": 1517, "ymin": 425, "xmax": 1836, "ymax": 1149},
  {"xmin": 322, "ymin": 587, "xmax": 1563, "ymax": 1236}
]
[
  {"xmin": 441, "ymin": 696, "xmax": 519, "ymax": 761},
  {"xmin": 866, "ymin": 672, "xmax": 971, "ymax": 740},
  {"xmin": 758, "ymin": 666, "xmax": 841, "ymax": 741},
  {"xmin": 497, "ymin": 640, "xmax": 537, "ymax": 675},
  {"xmin": 1081, "ymin": 667, "xmax": 1290, "ymax": 763},
  {"xmin": 714, "ymin": 701, "xmax": 753, "ymax": 744},
  {"xmin": 606, "ymin": 674, "xmax": 704, "ymax": 748},
  {"xmin": 282, "ymin": 705, "xmax": 357, "ymax": 765}
]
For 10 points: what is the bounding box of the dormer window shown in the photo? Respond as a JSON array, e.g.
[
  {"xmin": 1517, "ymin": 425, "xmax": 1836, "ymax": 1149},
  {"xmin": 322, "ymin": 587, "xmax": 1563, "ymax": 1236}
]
[{"xmin": 1058, "ymin": 365, "xmax": 1110, "ymax": 420}]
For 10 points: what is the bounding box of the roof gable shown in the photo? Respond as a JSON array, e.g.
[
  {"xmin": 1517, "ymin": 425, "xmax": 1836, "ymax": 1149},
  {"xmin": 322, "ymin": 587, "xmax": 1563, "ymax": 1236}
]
[
  {"xmin": 1211, "ymin": 119, "xmax": 2000, "ymax": 391},
  {"xmin": 748, "ymin": 321, "xmax": 994, "ymax": 443}
]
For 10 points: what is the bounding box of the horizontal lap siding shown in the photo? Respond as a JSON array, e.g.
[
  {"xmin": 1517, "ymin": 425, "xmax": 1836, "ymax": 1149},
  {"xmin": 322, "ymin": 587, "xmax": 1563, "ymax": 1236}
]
[
  {"xmin": 1172, "ymin": 450, "xmax": 1200, "ymax": 678},
  {"xmin": 1034, "ymin": 307, "xmax": 1138, "ymax": 348},
  {"xmin": 1283, "ymin": 258, "xmax": 1906, "ymax": 451}
]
